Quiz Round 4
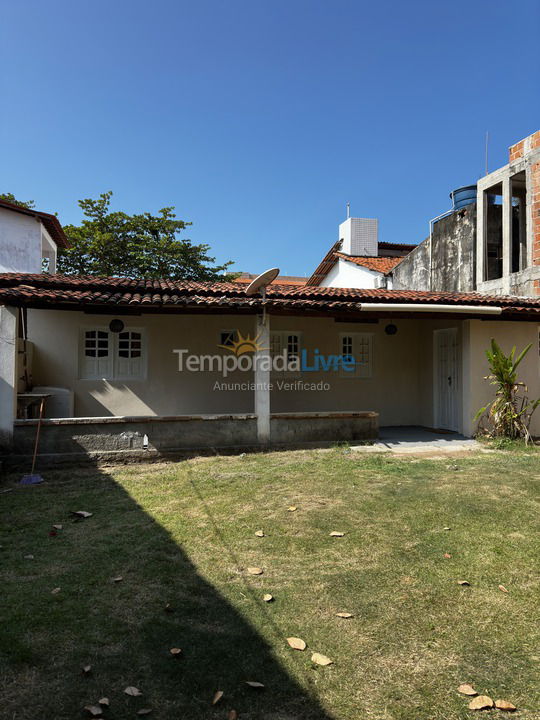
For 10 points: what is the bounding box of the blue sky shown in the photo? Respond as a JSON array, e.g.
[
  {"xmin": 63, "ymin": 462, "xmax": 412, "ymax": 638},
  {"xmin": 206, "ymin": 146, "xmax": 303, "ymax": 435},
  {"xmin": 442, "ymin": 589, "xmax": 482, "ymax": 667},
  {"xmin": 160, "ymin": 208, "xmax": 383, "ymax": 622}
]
[{"xmin": 2, "ymin": 0, "xmax": 539, "ymax": 277}]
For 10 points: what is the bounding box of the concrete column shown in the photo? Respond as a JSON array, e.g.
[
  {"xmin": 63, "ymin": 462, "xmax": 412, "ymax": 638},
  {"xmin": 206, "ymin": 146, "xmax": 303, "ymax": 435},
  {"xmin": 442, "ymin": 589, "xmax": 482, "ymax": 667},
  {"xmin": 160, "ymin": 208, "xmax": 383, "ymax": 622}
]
[
  {"xmin": 460, "ymin": 319, "xmax": 473, "ymax": 437},
  {"xmin": 476, "ymin": 188, "xmax": 486, "ymax": 287},
  {"xmin": 501, "ymin": 176, "xmax": 512, "ymax": 292},
  {"xmin": 254, "ymin": 313, "xmax": 270, "ymax": 444},
  {"xmin": 0, "ymin": 306, "xmax": 18, "ymax": 449}
]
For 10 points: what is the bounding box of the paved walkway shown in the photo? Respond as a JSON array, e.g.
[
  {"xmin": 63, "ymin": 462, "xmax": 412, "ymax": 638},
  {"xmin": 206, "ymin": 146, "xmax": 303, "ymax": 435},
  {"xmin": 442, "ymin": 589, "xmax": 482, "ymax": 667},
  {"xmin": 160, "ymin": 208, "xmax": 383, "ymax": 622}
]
[{"xmin": 352, "ymin": 426, "xmax": 480, "ymax": 454}]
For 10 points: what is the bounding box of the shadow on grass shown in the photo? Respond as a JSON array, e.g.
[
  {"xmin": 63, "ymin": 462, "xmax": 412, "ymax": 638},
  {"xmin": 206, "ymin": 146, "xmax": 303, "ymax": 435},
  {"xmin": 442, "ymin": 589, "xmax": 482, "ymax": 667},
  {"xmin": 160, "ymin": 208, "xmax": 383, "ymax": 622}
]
[{"xmin": 0, "ymin": 458, "xmax": 334, "ymax": 720}]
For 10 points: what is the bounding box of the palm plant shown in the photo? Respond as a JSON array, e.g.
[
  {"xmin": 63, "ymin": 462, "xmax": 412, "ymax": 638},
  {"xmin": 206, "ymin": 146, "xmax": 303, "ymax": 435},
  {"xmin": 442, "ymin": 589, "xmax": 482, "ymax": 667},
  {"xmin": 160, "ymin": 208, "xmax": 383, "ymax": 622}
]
[{"xmin": 475, "ymin": 339, "xmax": 540, "ymax": 443}]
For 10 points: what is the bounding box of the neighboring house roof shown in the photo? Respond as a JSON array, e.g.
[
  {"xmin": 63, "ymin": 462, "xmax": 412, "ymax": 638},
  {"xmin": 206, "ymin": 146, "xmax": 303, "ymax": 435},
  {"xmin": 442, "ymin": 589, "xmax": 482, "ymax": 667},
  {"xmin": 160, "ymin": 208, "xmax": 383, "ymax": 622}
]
[
  {"xmin": 0, "ymin": 198, "xmax": 69, "ymax": 248},
  {"xmin": 306, "ymin": 243, "xmax": 404, "ymax": 286},
  {"xmin": 334, "ymin": 252, "xmax": 403, "ymax": 274},
  {"xmin": 233, "ymin": 273, "xmax": 306, "ymax": 286},
  {"xmin": 0, "ymin": 273, "xmax": 539, "ymax": 319},
  {"xmin": 378, "ymin": 241, "xmax": 417, "ymax": 251}
]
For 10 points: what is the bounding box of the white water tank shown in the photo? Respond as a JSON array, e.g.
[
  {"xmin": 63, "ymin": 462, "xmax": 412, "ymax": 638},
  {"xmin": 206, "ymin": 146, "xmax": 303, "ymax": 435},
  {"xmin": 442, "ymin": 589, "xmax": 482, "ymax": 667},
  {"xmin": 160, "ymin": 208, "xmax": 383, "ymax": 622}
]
[{"xmin": 339, "ymin": 217, "xmax": 378, "ymax": 256}]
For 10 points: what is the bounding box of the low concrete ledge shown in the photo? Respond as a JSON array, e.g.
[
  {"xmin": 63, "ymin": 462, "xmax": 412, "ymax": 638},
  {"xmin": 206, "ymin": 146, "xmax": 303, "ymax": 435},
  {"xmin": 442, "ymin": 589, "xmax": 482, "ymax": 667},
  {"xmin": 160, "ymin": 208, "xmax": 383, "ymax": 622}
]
[{"xmin": 9, "ymin": 411, "xmax": 379, "ymax": 466}]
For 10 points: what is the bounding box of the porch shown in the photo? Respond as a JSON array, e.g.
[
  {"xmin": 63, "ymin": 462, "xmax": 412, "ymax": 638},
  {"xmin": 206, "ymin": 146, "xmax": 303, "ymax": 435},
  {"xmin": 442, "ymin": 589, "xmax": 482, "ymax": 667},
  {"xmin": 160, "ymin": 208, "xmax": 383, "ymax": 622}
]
[{"xmin": 1, "ymin": 274, "xmax": 539, "ymax": 462}]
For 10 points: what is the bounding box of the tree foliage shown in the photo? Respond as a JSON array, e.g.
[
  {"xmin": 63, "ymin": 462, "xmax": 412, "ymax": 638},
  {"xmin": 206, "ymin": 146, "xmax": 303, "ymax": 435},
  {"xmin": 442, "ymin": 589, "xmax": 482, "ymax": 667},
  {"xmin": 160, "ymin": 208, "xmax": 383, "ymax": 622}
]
[
  {"xmin": 0, "ymin": 192, "xmax": 35, "ymax": 209},
  {"xmin": 475, "ymin": 339, "xmax": 540, "ymax": 443},
  {"xmin": 57, "ymin": 191, "xmax": 234, "ymax": 281}
]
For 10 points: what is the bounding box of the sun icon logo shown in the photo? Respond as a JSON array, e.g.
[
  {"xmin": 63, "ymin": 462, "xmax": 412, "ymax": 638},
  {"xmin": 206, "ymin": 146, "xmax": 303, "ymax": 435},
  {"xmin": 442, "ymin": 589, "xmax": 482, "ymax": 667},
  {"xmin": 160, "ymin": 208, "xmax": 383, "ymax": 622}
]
[{"xmin": 218, "ymin": 331, "xmax": 267, "ymax": 356}]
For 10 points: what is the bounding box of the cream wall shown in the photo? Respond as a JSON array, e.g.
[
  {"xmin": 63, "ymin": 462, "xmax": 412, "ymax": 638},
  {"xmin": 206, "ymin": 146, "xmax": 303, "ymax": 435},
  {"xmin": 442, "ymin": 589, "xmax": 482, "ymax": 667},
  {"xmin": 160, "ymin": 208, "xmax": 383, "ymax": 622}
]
[
  {"xmin": 27, "ymin": 309, "xmax": 450, "ymax": 427},
  {"xmin": 462, "ymin": 320, "xmax": 540, "ymax": 437},
  {"xmin": 26, "ymin": 308, "xmax": 540, "ymax": 436}
]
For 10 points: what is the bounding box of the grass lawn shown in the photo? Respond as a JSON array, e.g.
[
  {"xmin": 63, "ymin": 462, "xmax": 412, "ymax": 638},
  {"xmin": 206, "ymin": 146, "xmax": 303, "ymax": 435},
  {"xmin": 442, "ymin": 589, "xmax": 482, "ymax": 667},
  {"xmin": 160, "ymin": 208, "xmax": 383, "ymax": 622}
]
[{"xmin": 1, "ymin": 447, "xmax": 539, "ymax": 719}]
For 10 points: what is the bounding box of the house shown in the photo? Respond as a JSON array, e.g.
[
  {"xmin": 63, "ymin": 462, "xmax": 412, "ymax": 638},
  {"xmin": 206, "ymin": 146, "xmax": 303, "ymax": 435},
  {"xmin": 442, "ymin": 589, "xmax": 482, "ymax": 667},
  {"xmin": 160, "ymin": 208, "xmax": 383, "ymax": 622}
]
[
  {"xmin": 392, "ymin": 129, "xmax": 540, "ymax": 297},
  {"xmin": 0, "ymin": 197, "xmax": 68, "ymax": 274},
  {"xmin": 233, "ymin": 272, "xmax": 307, "ymax": 287},
  {"xmin": 0, "ymin": 180, "xmax": 539, "ymax": 464},
  {"xmin": 307, "ymin": 216, "xmax": 415, "ymax": 288}
]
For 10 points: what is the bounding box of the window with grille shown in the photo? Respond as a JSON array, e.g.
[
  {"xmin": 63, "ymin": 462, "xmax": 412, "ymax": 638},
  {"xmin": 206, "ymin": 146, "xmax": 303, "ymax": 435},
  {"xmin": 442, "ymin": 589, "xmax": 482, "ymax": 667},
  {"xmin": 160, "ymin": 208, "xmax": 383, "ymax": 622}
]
[
  {"xmin": 79, "ymin": 328, "xmax": 146, "ymax": 380},
  {"xmin": 219, "ymin": 330, "xmax": 237, "ymax": 348},
  {"xmin": 286, "ymin": 334, "xmax": 300, "ymax": 361},
  {"xmin": 339, "ymin": 333, "xmax": 373, "ymax": 378},
  {"xmin": 270, "ymin": 331, "xmax": 302, "ymax": 373}
]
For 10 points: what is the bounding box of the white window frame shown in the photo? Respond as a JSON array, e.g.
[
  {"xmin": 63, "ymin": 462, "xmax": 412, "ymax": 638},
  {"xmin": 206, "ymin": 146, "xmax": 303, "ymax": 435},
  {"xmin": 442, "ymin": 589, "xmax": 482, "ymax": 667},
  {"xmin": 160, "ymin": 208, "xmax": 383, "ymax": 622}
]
[
  {"xmin": 79, "ymin": 326, "xmax": 147, "ymax": 380},
  {"xmin": 270, "ymin": 330, "xmax": 303, "ymax": 376},
  {"xmin": 339, "ymin": 332, "xmax": 373, "ymax": 378}
]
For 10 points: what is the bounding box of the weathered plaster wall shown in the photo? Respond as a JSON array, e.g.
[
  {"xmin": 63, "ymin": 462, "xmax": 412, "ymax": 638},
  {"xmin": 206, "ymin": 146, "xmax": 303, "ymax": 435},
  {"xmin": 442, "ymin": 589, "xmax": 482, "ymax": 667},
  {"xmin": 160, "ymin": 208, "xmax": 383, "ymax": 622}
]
[
  {"xmin": 0, "ymin": 208, "xmax": 43, "ymax": 273},
  {"xmin": 393, "ymin": 205, "xmax": 476, "ymax": 293},
  {"xmin": 391, "ymin": 237, "xmax": 431, "ymax": 290}
]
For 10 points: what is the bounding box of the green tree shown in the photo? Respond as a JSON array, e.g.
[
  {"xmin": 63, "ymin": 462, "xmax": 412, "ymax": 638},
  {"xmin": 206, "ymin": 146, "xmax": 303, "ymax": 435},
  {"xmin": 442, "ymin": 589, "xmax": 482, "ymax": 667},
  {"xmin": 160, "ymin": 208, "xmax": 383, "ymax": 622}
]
[
  {"xmin": 58, "ymin": 191, "xmax": 234, "ymax": 281},
  {"xmin": 0, "ymin": 192, "xmax": 35, "ymax": 209}
]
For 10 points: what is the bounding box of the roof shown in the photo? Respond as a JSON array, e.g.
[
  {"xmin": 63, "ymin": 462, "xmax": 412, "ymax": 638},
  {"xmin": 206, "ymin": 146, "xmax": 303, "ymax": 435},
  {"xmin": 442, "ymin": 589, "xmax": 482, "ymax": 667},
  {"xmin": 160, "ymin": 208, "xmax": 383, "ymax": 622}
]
[
  {"xmin": 334, "ymin": 252, "xmax": 403, "ymax": 274},
  {"xmin": 306, "ymin": 243, "xmax": 404, "ymax": 286},
  {"xmin": 0, "ymin": 198, "xmax": 69, "ymax": 248},
  {"xmin": 0, "ymin": 273, "xmax": 539, "ymax": 319},
  {"xmin": 378, "ymin": 241, "xmax": 417, "ymax": 251},
  {"xmin": 233, "ymin": 273, "xmax": 306, "ymax": 286}
]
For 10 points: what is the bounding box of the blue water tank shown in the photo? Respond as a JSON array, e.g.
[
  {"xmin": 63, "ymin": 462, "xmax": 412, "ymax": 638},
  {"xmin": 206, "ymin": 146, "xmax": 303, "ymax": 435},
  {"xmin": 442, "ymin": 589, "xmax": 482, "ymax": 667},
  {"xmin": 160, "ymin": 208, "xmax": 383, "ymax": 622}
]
[{"xmin": 450, "ymin": 185, "xmax": 477, "ymax": 210}]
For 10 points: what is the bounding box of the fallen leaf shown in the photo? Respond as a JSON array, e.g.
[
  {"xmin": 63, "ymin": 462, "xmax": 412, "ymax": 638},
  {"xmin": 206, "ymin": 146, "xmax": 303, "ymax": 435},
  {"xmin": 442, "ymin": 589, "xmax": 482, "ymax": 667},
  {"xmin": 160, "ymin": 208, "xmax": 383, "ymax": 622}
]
[
  {"xmin": 169, "ymin": 647, "xmax": 182, "ymax": 656},
  {"xmin": 227, "ymin": 711, "xmax": 238, "ymax": 720},
  {"xmin": 112, "ymin": 576, "xmax": 123, "ymax": 583},
  {"xmin": 52, "ymin": 524, "xmax": 63, "ymax": 530},
  {"xmin": 51, "ymin": 587, "xmax": 61, "ymax": 594},
  {"xmin": 245, "ymin": 681, "xmax": 265, "ymax": 688},
  {"xmin": 137, "ymin": 710, "xmax": 153, "ymax": 716},
  {"xmin": 458, "ymin": 683, "xmax": 477, "ymax": 696},
  {"xmin": 98, "ymin": 698, "xmax": 109, "ymax": 706},
  {"xmin": 212, "ymin": 690, "xmax": 224, "ymax": 705},
  {"xmin": 254, "ymin": 530, "xmax": 265, "ymax": 537},
  {"xmin": 82, "ymin": 665, "xmax": 91, "ymax": 675},
  {"xmin": 329, "ymin": 531, "xmax": 345, "ymax": 537},
  {"xmin": 336, "ymin": 612, "xmax": 354, "ymax": 618},
  {"xmin": 311, "ymin": 652, "xmax": 333, "ymax": 666},
  {"xmin": 444, "ymin": 553, "xmax": 452, "ymax": 559},
  {"xmin": 72, "ymin": 510, "xmax": 93, "ymax": 519},
  {"xmin": 263, "ymin": 593, "xmax": 274, "ymax": 602},
  {"xmin": 124, "ymin": 686, "xmax": 142, "ymax": 696},
  {"xmin": 457, "ymin": 580, "xmax": 470, "ymax": 586},
  {"xmin": 287, "ymin": 506, "xmax": 297, "ymax": 512},
  {"xmin": 287, "ymin": 637, "xmax": 306, "ymax": 651},
  {"xmin": 498, "ymin": 584, "xmax": 509, "ymax": 593},
  {"xmin": 84, "ymin": 705, "xmax": 103, "ymax": 717},
  {"xmin": 468, "ymin": 695, "xmax": 494, "ymax": 710},
  {"xmin": 495, "ymin": 699, "xmax": 517, "ymax": 711},
  {"xmin": 247, "ymin": 567, "xmax": 263, "ymax": 575}
]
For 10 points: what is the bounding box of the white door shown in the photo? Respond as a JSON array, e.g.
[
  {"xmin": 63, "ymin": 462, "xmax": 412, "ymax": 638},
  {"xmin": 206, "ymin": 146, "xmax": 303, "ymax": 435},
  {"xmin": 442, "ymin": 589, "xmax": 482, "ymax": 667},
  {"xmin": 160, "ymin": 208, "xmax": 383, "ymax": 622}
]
[{"xmin": 434, "ymin": 329, "xmax": 459, "ymax": 431}]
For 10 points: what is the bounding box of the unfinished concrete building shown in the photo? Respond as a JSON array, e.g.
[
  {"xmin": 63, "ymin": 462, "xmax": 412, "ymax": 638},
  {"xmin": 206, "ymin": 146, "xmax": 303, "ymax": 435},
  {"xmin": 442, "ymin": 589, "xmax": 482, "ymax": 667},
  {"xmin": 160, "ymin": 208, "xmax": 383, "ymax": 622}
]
[{"xmin": 393, "ymin": 130, "xmax": 540, "ymax": 297}]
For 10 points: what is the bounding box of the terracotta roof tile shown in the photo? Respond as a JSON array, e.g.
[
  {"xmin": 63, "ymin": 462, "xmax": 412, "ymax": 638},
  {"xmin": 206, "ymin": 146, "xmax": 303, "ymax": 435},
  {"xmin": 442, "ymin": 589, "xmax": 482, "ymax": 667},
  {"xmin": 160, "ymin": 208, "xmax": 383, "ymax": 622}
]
[
  {"xmin": 0, "ymin": 273, "xmax": 539, "ymax": 318},
  {"xmin": 334, "ymin": 252, "xmax": 403, "ymax": 273}
]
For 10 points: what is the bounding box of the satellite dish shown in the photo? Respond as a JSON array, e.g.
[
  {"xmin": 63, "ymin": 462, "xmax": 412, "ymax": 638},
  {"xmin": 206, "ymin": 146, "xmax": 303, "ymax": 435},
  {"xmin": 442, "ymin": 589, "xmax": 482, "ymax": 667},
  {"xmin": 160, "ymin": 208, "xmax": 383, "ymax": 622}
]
[{"xmin": 245, "ymin": 267, "xmax": 280, "ymax": 296}]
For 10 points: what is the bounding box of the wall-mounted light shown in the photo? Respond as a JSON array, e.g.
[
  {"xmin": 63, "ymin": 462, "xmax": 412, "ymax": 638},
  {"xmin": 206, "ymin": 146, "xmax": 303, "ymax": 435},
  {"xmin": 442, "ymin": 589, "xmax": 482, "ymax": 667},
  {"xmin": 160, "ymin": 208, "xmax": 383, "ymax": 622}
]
[{"xmin": 109, "ymin": 318, "xmax": 125, "ymax": 333}]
